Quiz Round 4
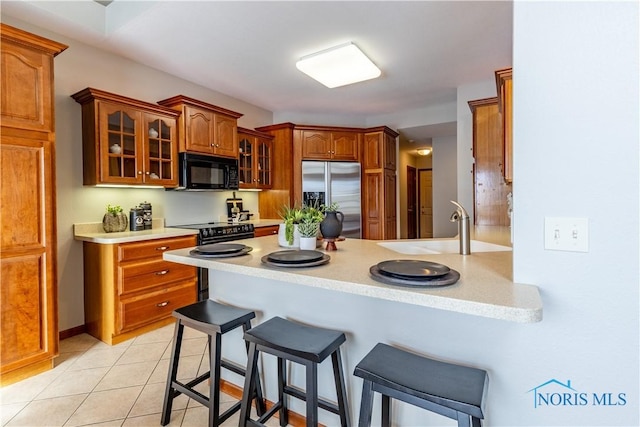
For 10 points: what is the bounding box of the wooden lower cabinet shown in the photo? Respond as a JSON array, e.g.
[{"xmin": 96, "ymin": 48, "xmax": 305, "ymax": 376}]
[
  {"xmin": 362, "ymin": 169, "xmax": 397, "ymax": 240},
  {"xmin": 83, "ymin": 235, "xmax": 197, "ymax": 345},
  {"xmin": 254, "ymin": 224, "xmax": 280, "ymax": 237}
]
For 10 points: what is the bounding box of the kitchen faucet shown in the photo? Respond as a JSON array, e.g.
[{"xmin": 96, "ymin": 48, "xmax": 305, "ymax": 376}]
[{"xmin": 449, "ymin": 201, "xmax": 471, "ymax": 255}]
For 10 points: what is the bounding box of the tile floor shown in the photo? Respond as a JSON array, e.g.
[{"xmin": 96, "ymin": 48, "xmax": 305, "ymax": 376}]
[{"xmin": 0, "ymin": 324, "xmax": 281, "ymax": 427}]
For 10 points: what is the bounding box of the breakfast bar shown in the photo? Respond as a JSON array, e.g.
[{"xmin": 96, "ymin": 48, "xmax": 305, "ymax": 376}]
[{"xmin": 164, "ymin": 236, "xmax": 542, "ymax": 425}]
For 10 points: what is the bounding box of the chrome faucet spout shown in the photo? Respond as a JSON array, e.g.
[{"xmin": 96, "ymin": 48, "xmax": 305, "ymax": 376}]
[{"xmin": 449, "ymin": 200, "xmax": 471, "ymax": 255}]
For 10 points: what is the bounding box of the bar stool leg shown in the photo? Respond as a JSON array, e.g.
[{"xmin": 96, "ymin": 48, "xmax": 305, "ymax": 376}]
[
  {"xmin": 242, "ymin": 320, "xmax": 266, "ymax": 416},
  {"xmin": 277, "ymin": 357, "xmax": 288, "ymax": 427},
  {"xmin": 456, "ymin": 412, "xmax": 471, "ymax": 427},
  {"xmin": 471, "ymin": 416, "xmax": 482, "ymax": 427},
  {"xmin": 331, "ymin": 348, "xmax": 351, "ymax": 427},
  {"xmin": 305, "ymin": 361, "xmax": 318, "ymax": 427},
  {"xmin": 358, "ymin": 379, "xmax": 374, "ymax": 427},
  {"xmin": 240, "ymin": 341, "xmax": 259, "ymax": 426},
  {"xmin": 209, "ymin": 333, "xmax": 222, "ymax": 427},
  {"xmin": 161, "ymin": 321, "xmax": 184, "ymax": 426},
  {"xmin": 381, "ymin": 395, "xmax": 391, "ymax": 427}
]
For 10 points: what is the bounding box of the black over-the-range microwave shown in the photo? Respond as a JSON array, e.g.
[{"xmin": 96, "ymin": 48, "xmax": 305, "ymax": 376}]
[{"xmin": 170, "ymin": 152, "xmax": 239, "ymax": 191}]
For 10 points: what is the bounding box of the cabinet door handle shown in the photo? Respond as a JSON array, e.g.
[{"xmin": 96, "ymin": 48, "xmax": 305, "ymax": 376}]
[
  {"xmin": 156, "ymin": 246, "xmax": 169, "ymax": 251},
  {"xmin": 155, "ymin": 270, "xmax": 169, "ymax": 275},
  {"xmin": 138, "ymin": 171, "xmax": 143, "ymax": 175},
  {"xmin": 156, "ymin": 301, "xmax": 169, "ymax": 307}
]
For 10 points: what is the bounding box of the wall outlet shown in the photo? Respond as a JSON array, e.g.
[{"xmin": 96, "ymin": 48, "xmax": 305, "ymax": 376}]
[{"xmin": 544, "ymin": 217, "xmax": 589, "ymax": 252}]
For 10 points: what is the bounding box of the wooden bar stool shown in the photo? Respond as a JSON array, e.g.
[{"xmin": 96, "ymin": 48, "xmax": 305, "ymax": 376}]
[
  {"xmin": 354, "ymin": 343, "xmax": 488, "ymax": 427},
  {"xmin": 161, "ymin": 300, "xmax": 265, "ymax": 427},
  {"xmin": 239, "ymin": 316, "xmax": 351, "ymax": 427}
]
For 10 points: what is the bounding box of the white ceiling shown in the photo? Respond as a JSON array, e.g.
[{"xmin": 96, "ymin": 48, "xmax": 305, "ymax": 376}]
[{"xmin": 1, "ymin": 0, "xmax": 513, "ymax": 145}]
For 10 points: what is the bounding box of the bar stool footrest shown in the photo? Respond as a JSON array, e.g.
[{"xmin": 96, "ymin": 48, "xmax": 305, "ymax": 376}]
[{"xmin": 283, "ymin": 384, "xmax": 341, "ymax": 414}]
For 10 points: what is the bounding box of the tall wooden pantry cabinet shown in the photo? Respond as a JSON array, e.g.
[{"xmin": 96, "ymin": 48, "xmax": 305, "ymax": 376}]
[{"xmin": 0, "ymin": 24, "xmax": 67, "ymax": 385}]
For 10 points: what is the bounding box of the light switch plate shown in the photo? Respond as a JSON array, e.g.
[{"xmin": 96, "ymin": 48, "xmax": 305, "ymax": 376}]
[{"xmin": 544, "ymin": 217, "xmax": 589, "ymax": 252}]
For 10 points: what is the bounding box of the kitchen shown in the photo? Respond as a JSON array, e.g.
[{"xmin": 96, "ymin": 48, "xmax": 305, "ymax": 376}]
[{"xmin": 1, "ymin": 2, "xmax": 638, "ymax": 427}]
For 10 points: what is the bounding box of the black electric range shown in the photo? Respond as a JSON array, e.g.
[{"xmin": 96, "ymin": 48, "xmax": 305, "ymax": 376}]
[{"xmin": 170, "ymin": 221, "xmax": 255, "ymax": 301}]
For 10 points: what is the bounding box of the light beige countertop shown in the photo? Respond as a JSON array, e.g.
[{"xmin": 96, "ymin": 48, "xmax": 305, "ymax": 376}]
[
  {"xmin": 73, "ymin": 219, "xmax": 198, "ymax": 244},
  {"xmin": 163, "ymin": 234, "xmax": 542, "ymax": 323}
]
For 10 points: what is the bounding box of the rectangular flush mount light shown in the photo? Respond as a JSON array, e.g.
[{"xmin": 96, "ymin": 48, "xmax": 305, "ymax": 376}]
[{"xmin": 296, "ymin": 42, "xmax": 381, "ymax": 88}]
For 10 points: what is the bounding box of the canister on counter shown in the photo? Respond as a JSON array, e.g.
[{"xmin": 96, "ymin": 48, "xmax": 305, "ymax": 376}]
[
  {"xmin": 140, "ymin": 201, "xmax": 152, "ymax": 229},
  {"xmin": 130, "ymin": 207, "xmax": 145, "ymax": 231}
]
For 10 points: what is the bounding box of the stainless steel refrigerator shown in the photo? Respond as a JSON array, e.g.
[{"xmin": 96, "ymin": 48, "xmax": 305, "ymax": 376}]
[{"xmin": 302, "ymin": 161, "xmax": 361, "ymax": 239}]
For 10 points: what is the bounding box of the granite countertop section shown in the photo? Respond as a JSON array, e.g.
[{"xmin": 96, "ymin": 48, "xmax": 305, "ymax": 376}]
[
  {"xmin": 74, "ymin": 219, "xmax": 198, "ymax": 244},
  {"xmin": 163, "ymin": 235, "xmax": 542, "ymax": 323}
]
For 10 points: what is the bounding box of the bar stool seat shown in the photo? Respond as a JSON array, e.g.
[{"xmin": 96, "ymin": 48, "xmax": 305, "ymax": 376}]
[
  {"xmin": 354, "ymin": 343, "xmax": 488, "ymax": 427},
  {"xmin": 239, "ymin": 316, "xmax": 351, "ymax": 427},
  {"xmin": 161, "ymin": 300, "xmax": 265, "ymax": 427}
]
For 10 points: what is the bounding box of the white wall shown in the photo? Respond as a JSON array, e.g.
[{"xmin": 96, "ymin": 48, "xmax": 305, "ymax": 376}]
[
  {"xmin": 508, "ymin": 1, "xmax": 639, "ymax": 424},
  {"xmin": 2, "ymin": 16, "xmax": 274, "ymax": 331},
  {"xmin": 432, "ymin": 135, "xmax": 458, "ymax": 237}
]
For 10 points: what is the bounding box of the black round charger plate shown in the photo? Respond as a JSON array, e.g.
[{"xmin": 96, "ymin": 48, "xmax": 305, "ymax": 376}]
[
  {"xmin": 266, "ymin": 250, "xmax": 325, "ymax": 264},
  {"xmin": 190, "ymin": 246, "xmax": 252, "ymax": 258},
  {"xmin": 369, "ymin": 265, "xmax": 460, "ymax": 287},
  {"xmin": 261, "ymin": 253, "xmax": 330, "ymax": 268},
  {"xmin": 377, "ymin": 260, "xmax": 450, "ymax": 279},
  {"xmin": 195, "ymin": 243, "xmax": 247, "ymax": 255}
]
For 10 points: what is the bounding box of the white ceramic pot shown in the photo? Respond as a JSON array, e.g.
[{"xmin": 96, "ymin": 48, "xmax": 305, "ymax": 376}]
[
  {"xmin": 278, "ymin": 223, "xmax": 300, "ymax": 248},
  {"xmin": 299, "ymin": 236, "xmax": 317, "ymax": 250}
]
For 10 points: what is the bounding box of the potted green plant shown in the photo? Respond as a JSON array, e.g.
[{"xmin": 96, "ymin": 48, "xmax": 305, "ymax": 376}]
[
  {"xmin": 102, "ymin": 204, "xmax": 128, "ymax": 233},
  {"xmin": 278, "ymin": 204, "xmax": 304, "ymax": 247},
  {"xmin": 297, "ymin": 203, "xmax": 325, "ymax": 249}
]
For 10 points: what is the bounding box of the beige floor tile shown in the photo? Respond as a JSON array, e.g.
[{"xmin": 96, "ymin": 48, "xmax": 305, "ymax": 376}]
[
  {"xmin": 127, "ymin": 382, "xmax": 188, "ymax": 418},
  {"xmin": 5, "ymin": 394, "xmax": 87, "ymax": 427},
  {"xmin": 116, "ymin": 342, "xmax": 169, "ymax": 365},
  {"xmin": 180, "ymin": 405, "xmax": 208, "ymax": 426},
  {"xmin": 94, "ymin": 362, "xmax": 155, "ymax": 392},
  {"xmin": 130, "ymin": 324, "xmax": 175, "ymax": 346},
  {"xmin": 66, "ymin": 347, "xmax": 128, "ymax": 371},
  {"xmin": 58, "ymin": 334, "xmax": 101, "ymax": 354},
  {"xmin": 147, "ymin": 354, "xmax": 202, "ymax": 385},
  {"xmin": 175, "ymin": 337, "xmax": 208, "ymax": 358},
  {"xmin": 122, "ymin": 410, "xmax": 183, "ymax": 427},
  {"xmin": 75, "ymin": 419, "xmax": 124, "ymax": 427},
  {"xmin": 0, "ymin": 402, "xmax": 28, "ymax": 426},
  {"xmin": 64, "ymin": 386, "xmax": 142, "ymax": 427},
  {"xmin": 0, "ymin": 369, "xmax": 64, "ymax": 404},
  {"xmin": 181, "ymin": 327, "xmax": 206, "ymax": 340},
  {"xmin": 35, "ymin": 367, "xmax": 109, "ymax": 400}
]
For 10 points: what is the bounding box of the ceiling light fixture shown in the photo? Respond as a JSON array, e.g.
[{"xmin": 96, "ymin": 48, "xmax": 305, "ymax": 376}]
[
  {"xmin": 417, "ymin": 148, "xmax": 432, "ymax": 156},
  {"xmin": 296, "ymin": 42, "xmax": 381, "ymax": 88}
]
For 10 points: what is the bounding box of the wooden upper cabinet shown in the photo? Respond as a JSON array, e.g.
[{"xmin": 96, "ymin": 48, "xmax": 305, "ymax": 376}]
[
  {"xmin": 238, "ymin": 127, "xmax": 274, "ymax": 190},
  {"xmin": 71, "ymin": 88, "xmax": 180, "ymax": 187},
  {"xmin": 495, "ymin": 68, "xmax": 513, "ymax": 183},
  {"xmin": 1, "ymin": 23, "xmax": 67, "ymax": 385},
  {"xmin": 363, "ymin": 127, "xmax": 398, "ymax": 170},
  {"xmin": 300, "ymin": 128, "xmax": 359, "ymax": 161},
  {"xmin": 157, "ymin": 95, "xmax": 243, "ymax": 158},
  {"xmin": 0, "ymin": 26, "xmax": 66, "ymax": 133},
  {"xmin": 330, "ymin": 131, "xmax": 360, "ymax": 161}
]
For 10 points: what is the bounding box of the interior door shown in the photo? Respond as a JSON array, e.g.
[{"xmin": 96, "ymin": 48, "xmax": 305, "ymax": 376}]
[
  {"xmin": 419, "ymin": 169, "xmax": 433, "ymax": 238},
  {"xmin": 407, "ymin": 166, "xmax": 417, "ymax": 239}
]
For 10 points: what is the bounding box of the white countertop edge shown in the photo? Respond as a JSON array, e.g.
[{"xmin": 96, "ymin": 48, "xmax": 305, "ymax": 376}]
[
  {"xmin": 74, "ymin": 227, "xmax": 199, "ymax": 244},
  {"xmin": 163, "ymin": 250, "xmax": 543, "ymax": 324}
]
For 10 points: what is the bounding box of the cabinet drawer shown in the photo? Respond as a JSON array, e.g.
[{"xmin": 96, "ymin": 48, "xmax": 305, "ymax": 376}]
[
  {"xmin": 254, "ymin": 225, "xmax": 279, "ymax": 237},
  {"xmin": 119, "ymin": 260, "xmax": 196, "ymax": 295},
  {"xmin": 119, "ymin": 282, "xmax": 195, "ymax": 333},
  {"xmin": 118, "ymin": 236, "xmax": 196, "ymax": 262}
]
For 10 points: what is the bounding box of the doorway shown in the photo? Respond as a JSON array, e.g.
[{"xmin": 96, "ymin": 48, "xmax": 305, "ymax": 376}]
[
  {"xmin": 407, "ymin": 166, "xmax": 417, "ymax": 238},
  {"xmin": 418, "ymin": 169, "xmax": 433, "ymax": 238}
]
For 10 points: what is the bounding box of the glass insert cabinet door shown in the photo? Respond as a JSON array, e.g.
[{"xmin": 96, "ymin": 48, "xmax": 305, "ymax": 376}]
[
  {"xmin": 256, "ymin": 138, "xmax": 272, "ymax": 188},
  {"xmin": 145, "ymin": 114, "xmax": 177, "ymax": 184},
  {"xmin": 101, "ymin": 103, "xmax": 141, "ymax": 183},
  {"xmin": 239, "ymin": 136, "xmax": 253, "ymax": 186}
]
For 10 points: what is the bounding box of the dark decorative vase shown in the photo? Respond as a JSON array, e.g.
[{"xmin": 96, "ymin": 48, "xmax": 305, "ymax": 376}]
[{"xmin": 320, "ymin": 211, "xmax": 344, "ymax": 239}]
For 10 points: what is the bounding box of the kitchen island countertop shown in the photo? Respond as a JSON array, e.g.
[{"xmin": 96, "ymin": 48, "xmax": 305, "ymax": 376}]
[{"xmin": 164, "ymin": 236, "xmax": 542, "ymax": 323}]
